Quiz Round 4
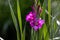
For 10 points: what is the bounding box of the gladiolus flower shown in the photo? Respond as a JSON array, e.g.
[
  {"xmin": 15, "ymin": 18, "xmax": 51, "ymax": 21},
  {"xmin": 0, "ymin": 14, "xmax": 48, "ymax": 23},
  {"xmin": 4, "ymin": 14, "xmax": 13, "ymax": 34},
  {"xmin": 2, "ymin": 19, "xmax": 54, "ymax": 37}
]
[
  {"xmin": 26, "ymin": 6, "xmax": 45, "ymax": 31},
  {"xmin": 30, "ymin": 18, "xmax": 45, "ymax": 31}
]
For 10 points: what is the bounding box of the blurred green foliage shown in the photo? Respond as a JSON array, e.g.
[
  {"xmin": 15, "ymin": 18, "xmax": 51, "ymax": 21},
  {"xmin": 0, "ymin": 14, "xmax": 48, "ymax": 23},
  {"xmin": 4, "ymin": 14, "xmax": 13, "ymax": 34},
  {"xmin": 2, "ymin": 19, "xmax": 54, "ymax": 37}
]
[{"xmin": 0, "ymin": 0, "xmax": 60, "ymax": 40}]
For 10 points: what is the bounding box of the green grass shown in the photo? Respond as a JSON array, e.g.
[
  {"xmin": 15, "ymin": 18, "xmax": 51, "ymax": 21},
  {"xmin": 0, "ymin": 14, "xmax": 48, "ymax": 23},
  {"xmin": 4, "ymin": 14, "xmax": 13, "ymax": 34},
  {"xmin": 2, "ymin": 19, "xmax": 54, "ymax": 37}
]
[
  {"xmin": 8, "ymin": 0, "xmax": 20, "ymax": 40},
  {"xmin": 8, "ymin": 0, "xmax": 58, "ymax": 40}
]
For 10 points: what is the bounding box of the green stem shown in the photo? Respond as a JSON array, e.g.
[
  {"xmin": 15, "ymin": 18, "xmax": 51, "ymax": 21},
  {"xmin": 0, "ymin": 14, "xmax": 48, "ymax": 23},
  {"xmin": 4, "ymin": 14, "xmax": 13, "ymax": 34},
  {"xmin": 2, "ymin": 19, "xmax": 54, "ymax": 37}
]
[
  {"xmin": 48, "ymin": 0, "xmax": 51, "ymax": 40},
  {"xmin": 48, "ymin": 0, "xmax": 51, "ymax": 24}
]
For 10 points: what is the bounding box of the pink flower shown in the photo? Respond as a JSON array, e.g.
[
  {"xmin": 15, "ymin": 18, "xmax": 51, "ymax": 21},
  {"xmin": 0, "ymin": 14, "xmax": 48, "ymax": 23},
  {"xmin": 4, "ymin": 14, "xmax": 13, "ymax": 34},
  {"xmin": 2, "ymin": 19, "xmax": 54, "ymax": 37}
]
[
  {"xmin": 26, "ymin": 11, "xmax": 36, "ymax": 22},
  {"xmin": 26, "ymin": 6, "xmax": 45, "ymax": 31},
  {"xmin": 30, "ymin": 18, "xmax": 45, "ymax": 31}
]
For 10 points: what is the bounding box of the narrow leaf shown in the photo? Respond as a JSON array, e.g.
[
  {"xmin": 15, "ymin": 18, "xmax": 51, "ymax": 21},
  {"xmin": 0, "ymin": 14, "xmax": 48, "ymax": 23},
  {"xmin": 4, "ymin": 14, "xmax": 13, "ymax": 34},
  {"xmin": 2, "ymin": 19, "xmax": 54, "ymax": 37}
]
[{"xmin": 8, "ymin": 0, "xmax": 20, "ymax": 40}]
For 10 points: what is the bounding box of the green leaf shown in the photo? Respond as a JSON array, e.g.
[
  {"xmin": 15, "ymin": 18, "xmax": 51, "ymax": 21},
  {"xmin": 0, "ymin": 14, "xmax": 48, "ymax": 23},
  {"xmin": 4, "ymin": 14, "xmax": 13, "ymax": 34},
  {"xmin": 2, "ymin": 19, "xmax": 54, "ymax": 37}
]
[
  {"xmin": 39, "ymin": 27, "xmax": 43, "ymax": 40},
  {"xmin": 17, "ymin": 0, "xmax": 22, "ymax": 33},
  {"xmin": 22, "ymin": 27, "xmax": 25, "ymax": 40},
  {"xmin": 53, "ymin": 20, "xmax": 57, "ymax": 34},
  {"xmin": 43, "ymin": 24, "xmax": 48, "ymax": 39},
  {"xmin": 8, "ymin": 0, "xmax": 20, "ymax": 40},
  {"xmin": 42, "ymin": 24, "xmax": 49, "ymax": 40}
]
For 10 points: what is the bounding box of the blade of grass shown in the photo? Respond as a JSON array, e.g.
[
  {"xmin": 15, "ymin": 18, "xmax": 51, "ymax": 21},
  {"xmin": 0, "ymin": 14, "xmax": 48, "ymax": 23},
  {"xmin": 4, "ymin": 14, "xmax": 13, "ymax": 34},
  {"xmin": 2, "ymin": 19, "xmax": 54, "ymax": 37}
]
[
  {"xmin": 22, "ymin": 22, "xmax": 27, "ymax": 40},
  {"xmin": 43, "ymin": 24, "xmax": 49, "ymax": 40},
  {"xmin": 22, "ymin": 27, "xmax": 25, "ymax": 40},
  {"xmin": 31, "ymin": 28, "xmax": 34, "ymax": 40},
  {"xmin": 17, "ymin": 0, "xmax": 22, "ymax": 33},
  {"xmin": 8, "ymin": 0, "xmax": 20, "ymax": 40},
  {"xmin": 52, "ymin": 20, "xmax": 57, "ymax": 38},
  {"xmin": 17, "ymin": 0, "xmax": 24, "ymax": 40},
  {"xmin": 39, "ymin": 27, "xmax": 43, "ymax": 40}
]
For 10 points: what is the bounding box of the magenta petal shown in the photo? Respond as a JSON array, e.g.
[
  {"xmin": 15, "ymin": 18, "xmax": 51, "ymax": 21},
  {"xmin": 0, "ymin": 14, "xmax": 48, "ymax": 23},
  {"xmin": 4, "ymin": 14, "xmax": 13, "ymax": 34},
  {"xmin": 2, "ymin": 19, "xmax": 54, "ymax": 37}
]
[
  {"xmin": 38, "ymin": 19, "xmax": 45, "ymax": 28},
  {"xmin": 26, "ymin": 15, "xmax": 30, "ymax": 21},
  {"xmin": 30, "ymin": 21, "xmax": 34, "ymax": 27},
  {"xmin": 28, "ymin": 12, "xmax": 33, "ymax": 16},
  {"xmin": 30, "ymin": 21, "xmax": 39, "ymax": 31},
  {"xmin": 39, "ymin": 20, "xmax": 45, "ymax": 25},
  {"xmin": 33, "ymin": 26, "xmax": 39, "ymax": 31},
  {"xmin": 26, "ymin": 11, "xmax": 34, "ymax": 22}
]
